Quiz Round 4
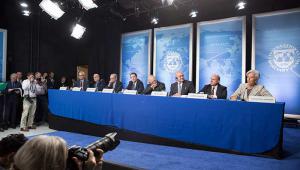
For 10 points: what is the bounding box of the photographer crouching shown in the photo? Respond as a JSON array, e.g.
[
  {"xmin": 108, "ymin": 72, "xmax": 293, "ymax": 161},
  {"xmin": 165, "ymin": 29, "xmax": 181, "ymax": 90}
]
[
  {"xmin": 11, "ymin": 132, "xmax": 119, "ymax": 170},
  {"xmin": 20, "ymin": 72, "xmax": 37, "ymax": 132}
]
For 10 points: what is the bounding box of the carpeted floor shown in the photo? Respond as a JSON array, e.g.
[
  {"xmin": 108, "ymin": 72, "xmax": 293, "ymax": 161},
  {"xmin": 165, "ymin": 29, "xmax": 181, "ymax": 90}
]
[{"xmin": 44, "ymin": 127, "xmax": 300, "ymax": 170}]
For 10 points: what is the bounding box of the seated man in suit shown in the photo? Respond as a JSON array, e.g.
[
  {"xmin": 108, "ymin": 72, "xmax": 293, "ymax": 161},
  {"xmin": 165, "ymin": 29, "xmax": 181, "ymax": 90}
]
[
  {"xmin": 126, "ymin": 72, "xmax": 144, "ymax": 94},
  {"xmin": 74, "ymin": 71, "xmax": 89, "ymax": 91},
  {"xmin": 106, "ymin": 73, "xmax": 123, "ymax": 93},
  {"xmin": 143, "ymin": 75, "xmax": 165, "ymax": 95},
  {"xmin": 90, "ymin": 73, "xmax": 106, "ymax": 91},
  {"xmin": 199, "ymin": 74, "xmax": 227, "ymax": 99},
  {"xmin": 47, "ymin": 72, "xmax": 56, "ymax": 89},
  {"xmin": 57, "ymin": 76, "xmax": 69, "ymax": 88},
  {"xmin": 230, "ymin": 70, "xmax": 272, "ymax": 101},
  {"xmin": 169, "ymin": 71, "xmax": 195, "ymax": 96}
]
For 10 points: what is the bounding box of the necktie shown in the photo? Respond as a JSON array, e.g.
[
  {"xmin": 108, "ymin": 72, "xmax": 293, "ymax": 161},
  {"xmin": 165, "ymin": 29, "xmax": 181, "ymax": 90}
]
[
  {"xmin": 80, "ymin": 81, "xmax": 83, "ymax": 88},
  {"xmin": 133, "ymin": 82, "xmax": 136, "ymax": 90},
  {"xmin": 178, "ymin": 83, "xmax": 182, "ymax": 95},
  {"xmin": 95, "ymin": 82, "xmax": 98, "ymax": 91},
  {"xmin": 211, "ymin": 86, "xmax": 215, "ymax": 95}
]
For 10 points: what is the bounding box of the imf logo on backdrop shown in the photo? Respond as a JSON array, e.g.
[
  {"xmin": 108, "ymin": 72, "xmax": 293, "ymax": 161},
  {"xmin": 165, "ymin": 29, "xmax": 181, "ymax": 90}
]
[
  {"xmin": 162, "ymin": 51, "xmax": 183, "ymax": 73},
  {"xmin": 268, "ymin": 44, "xmax": 300, "ymax": 72}
]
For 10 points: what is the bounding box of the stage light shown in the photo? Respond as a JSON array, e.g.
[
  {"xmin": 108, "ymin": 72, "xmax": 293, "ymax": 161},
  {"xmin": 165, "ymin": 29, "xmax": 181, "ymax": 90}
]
[
  {"xmin": 162, "ymin": 0, "xmax": 174, "ymax": 5},
  {"xmin": 166, "ymin": 0, "xmax": 174, "ymax": 5},
  {"xmin": 39, "ymin": 0, "xmax": 65, "ymax": 20},
  {"xmin": 151, "ymin": 17, "xmax": 159, "ymax": 25},
  {"xmin": 20, "ymin": 2, "xmax": 28, "ymax": 8},
  {"xmin": 189, "ymin": 10, "xmax": 198, "ymax": 18},
  {"xmin": 71, "ymin": 24, "xmax": 86, "ymax": 39},
  {"xmin": 78, "ymin": 0, "xmax": 98, "ymax": 11},
  {"xmin": 22, "ymin": 10, "xmax": 30, "ymax": 16},
  {"xmin": 236, "ymin": 1, "xmax": 246, "ymax": 10}
]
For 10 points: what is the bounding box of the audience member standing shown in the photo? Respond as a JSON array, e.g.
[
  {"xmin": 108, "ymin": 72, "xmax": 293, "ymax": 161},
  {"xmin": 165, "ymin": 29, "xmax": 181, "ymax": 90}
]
[
  {"xmin": 20, "ymin": 73, "xmax": 37, "ymax": 131},
  {"xmin": 4, "ymin": 73, "xmax": 22, "ymax": 129}
]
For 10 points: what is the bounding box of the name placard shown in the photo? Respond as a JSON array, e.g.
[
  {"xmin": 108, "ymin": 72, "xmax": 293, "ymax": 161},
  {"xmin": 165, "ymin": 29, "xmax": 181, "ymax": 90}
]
[
  {"xmin": 102, "ymin": 88, "xmax": 114, "ymax": 93},
  {"xmin": 86, "ymin": 88, "xmax": 96, "ymax": 92},
  {"xmin": 151, "ymin": 91, "xmax": 168, "ymax": 97},
  {"xmin": 59, "ymin": 87, "xmax": 68, "ymax": 90},
  {"xmin": 187, "ymin": 93, "xmax": 208, "ymax": 99},
  {"xmin": 123, "ymin": 90, "xmax": 137, "ymax": 95},
  {"xmin": 249, "ymin": 96, "xmax": 276, "ymax": 103},
  {"xmin": 72, "ymin": 87, "xmax": 81, "ymax": 91}
]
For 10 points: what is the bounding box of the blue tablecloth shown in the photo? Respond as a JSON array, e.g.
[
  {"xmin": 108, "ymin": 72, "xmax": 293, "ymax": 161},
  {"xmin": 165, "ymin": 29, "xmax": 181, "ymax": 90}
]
[{"xmin": 48, "ymin": 90, "xmax": 285, "ymax": 154}]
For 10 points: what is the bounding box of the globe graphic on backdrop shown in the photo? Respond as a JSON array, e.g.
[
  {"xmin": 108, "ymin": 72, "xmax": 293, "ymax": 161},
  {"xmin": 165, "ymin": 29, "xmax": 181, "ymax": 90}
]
[
  {"xmin": 202, "ymin": 35, "xmax": 241, "ymax": 86},
  {"xmin": 123, "ymin": 37, "xmax": 147, "ymax": 84}
]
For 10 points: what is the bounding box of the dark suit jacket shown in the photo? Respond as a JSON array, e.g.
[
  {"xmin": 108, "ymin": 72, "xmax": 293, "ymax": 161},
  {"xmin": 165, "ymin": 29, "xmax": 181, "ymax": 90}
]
[
  {"xmin": 199, "ymin": 84, "xmax": 227, "ymax": 99},
  {"xmin": 5, "ymin": 81, "xmax": 22, "ymax": 99},
  {"xmin": 47, "ymin": 78, "xmax": 56, "ymax": 89},
  {"xmin": 74, "ymin": 79, "xmax": 89, "ymax": 91},
  {"xmin": 169, "ymin": 80, "xmax": 195, "ymax": 96},
  {"xmin": 90, "ymin": 80, "xmax": 106, "ymax": 91},
  {"xmin": 106, "ymin": 81, "xmax": 123, "ymax": 93},
  {"xmin": 126, "ymin": 79, "xmax": 144, "ymax": 94},
  {"xmin": 57, "ymin": 81, "xmax": 69, "ymax": 88},
  {"xmin": 143, "ymin": 81, "xmax": 166, "ymax": 95}
]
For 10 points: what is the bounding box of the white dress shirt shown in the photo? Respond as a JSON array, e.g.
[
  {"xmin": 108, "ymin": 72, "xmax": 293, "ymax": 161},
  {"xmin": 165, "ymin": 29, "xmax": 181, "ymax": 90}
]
[
  {"xmin": 210, "ymin": 85, "xmax": 218, "ymax": 99},
  {"xmin": 22, "ymin": 79, "xmax": 37, "ymax": 98}
]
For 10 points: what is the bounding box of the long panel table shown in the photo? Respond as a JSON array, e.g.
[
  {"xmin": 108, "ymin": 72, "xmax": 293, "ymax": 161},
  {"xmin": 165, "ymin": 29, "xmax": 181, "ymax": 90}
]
[{"xmin": 48, "ymin": 89, "xmax": 285, "ymax": 154}]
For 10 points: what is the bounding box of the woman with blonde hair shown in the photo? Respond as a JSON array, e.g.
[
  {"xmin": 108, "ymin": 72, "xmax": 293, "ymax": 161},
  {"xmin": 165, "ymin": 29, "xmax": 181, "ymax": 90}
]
[{"xmin": 230, "ymin": 69, "xmax": 272, "ymax": 101}]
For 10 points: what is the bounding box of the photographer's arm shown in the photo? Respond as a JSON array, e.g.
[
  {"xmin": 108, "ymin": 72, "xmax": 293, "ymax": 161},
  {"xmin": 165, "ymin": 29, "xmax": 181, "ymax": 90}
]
[{"xmin": 72, "ymin": 149, "xmax": 104, "ymax": 170}]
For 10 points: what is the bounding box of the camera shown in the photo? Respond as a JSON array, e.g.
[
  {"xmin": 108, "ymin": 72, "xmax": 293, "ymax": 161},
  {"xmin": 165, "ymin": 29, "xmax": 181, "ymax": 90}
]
[{"xmin": 67, "ymin": 132, "xmax": 120, "ymax": 169}]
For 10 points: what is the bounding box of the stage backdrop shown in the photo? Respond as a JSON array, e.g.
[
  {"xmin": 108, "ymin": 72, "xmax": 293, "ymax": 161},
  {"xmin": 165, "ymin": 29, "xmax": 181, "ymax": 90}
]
[
  {"xmin": 120, "ymin": 30, "xmax": 151, "ymax": 88},
  {"xmin": 0, "ymin": 29, "xmax": 7, "ymax": 82},
  {"xmin": 196, "ymin": 17, "xmax": 246, "ymax": 97},
  {"xmin": 252, "ymin": 9, "xmax": 300, "ymax": 115},
  {"xmin": 154, "ymin": 24, "xmax": 193, "ymax": 92}
]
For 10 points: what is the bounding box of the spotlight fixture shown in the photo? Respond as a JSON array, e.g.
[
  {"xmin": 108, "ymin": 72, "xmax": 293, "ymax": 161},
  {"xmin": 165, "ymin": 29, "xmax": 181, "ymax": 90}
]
[
  {"xmin": 78, "ymin": 0, "xmax": 98, "ymax": 11},
  {"xmin": 39, "ymin": 0, "xmax": 65, "ymax": 20},
  {"xmin": 236, "ymin": 1, "xmax": 246, "ymax": 10},
  {"xmin": 71, "ymin": 24, "xmax": 86, "ymax": 39},
  {"xmin": 161, "ymin": 0, "xmax": 174, "ymax": 6},
  {"xmin": 22, "ymin": 10, "xmax": 30, "ymax": 16},
  {"xmin": 20, "ymin": 2, "xmax": 28, "ymax": 8},
  {"xmin": 167, "ymin": 0, "xmax": 174, "ymax": 5},
  {"xmin": 189, "ymin": 10, "xmax": 198, "ymax": 18},
  {"xmin": 151, "ymin": 17, "xmax": 159, "ymax": 25}
]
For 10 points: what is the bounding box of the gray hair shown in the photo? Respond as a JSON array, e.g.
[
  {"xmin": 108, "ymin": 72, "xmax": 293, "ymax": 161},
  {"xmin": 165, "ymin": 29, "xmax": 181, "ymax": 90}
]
[
  {"xmin": 10, "ymin": 73, "xmax": 17, "ymax": 78},
  {"xmin": 13, "ymin": 135, "xmax": 68, "ymax": 170},
  {"xmin": 246, "ymin": 70, "xmax": 260, "ymax": 80},
  {"xmin": 111, "ymin": 73, "xmax": 118, "ymax": 79},
  {"xmin": 211, "ymin": 74, "xmax": 220, "ymax": 81}
]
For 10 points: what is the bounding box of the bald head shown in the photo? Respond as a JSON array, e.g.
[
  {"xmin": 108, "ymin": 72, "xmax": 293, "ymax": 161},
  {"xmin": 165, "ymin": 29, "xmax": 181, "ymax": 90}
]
[
  {"xmin": 109, "ymin": 73, "xmax": 118, "ymax": 83},
  {"xmin": 78, "ymin": 71, "xmax": 86, "ymax": 80},
  {"xmin": 148, "ymin": 75, "xmax": 156, "ymax": 84},
  {"xmin": 210, "ymin": 74, "xmax": 220, "ymax": 86},
  {"xmin": 175, "ymin": 71, "xmax": 184, "ymax": 83}
]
